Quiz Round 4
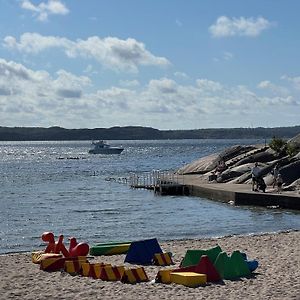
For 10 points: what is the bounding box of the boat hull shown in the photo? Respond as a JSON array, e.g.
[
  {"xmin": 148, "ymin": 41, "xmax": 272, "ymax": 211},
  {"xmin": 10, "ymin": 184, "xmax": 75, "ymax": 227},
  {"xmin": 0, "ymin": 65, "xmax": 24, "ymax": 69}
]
[{"xmin": 88, "ymin": 148, "xmax": 124, "ymax": 154}]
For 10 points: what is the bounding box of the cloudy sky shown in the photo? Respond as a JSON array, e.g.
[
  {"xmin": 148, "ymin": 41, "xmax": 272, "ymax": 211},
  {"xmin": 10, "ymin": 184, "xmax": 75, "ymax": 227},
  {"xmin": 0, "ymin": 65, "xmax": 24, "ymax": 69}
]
[{"xmin": 0, "ymin": 0, "xmax": 300, "ymax": 129}]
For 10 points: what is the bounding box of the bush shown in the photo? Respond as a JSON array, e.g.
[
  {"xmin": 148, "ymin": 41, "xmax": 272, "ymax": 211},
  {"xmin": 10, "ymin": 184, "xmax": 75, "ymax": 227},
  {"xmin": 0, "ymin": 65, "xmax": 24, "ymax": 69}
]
[{"xmin": 269, "ymin": 137, "xmax": 287, "ymax": 154}]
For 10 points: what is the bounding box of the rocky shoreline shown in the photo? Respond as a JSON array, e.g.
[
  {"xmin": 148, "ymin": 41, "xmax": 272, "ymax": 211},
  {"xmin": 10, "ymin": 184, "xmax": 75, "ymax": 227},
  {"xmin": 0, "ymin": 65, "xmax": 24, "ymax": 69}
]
[{"xmin": 177, "ymin": 134, "xmax": 300, "ymax": 195}]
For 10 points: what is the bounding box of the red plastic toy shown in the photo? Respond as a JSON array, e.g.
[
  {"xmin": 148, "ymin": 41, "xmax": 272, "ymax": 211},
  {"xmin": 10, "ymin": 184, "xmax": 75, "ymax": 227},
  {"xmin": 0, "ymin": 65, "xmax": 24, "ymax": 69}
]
[
  {"xmin": 41, "ymin": 232, "xmax": 89, "ymax": 257},
  {"xmin": 69, "ymin": 237, "xmax": 90, "ymax": 257}
]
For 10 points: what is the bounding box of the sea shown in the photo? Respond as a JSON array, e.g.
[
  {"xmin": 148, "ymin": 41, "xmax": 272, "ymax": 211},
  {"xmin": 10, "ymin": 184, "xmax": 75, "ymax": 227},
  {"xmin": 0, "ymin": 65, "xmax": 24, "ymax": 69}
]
[{"xmin": 0, "ymin": 139, "xmax": 299, "ymax": 254}]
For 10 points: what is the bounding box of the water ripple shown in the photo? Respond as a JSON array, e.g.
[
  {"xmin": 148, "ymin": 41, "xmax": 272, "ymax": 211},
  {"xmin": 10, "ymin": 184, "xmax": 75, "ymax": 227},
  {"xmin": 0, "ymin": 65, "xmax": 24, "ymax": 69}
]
[{"xmin": 0, "ymin": 139, "xmax": 299, "ymax": 254}]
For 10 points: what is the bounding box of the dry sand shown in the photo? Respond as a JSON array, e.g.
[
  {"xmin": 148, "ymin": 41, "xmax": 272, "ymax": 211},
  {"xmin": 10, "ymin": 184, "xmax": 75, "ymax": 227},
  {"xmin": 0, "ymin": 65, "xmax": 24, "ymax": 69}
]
[{"xmin": 0, "ymin": 230, "xmax": 299, "ymax": 300}]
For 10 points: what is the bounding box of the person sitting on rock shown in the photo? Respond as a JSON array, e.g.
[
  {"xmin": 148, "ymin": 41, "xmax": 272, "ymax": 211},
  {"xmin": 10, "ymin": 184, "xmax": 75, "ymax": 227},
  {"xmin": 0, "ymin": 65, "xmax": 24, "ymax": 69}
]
[{"xmin": 216, "ymin": 158, "xmax": 227, "ymax": 173}]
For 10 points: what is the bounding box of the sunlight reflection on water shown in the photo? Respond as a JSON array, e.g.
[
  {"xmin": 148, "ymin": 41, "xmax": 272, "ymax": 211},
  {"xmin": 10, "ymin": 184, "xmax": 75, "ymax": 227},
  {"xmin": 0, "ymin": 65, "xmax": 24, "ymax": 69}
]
[{"xmin": 0, "ymin": 139, "xmax": 299, "ymax": 253}]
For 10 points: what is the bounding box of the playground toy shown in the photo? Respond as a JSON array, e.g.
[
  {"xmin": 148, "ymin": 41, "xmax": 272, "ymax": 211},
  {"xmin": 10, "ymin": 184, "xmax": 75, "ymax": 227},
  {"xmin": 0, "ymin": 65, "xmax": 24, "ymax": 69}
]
[
  {"xmin": 214, "ymin": 250, "xmax": 251, "ymax": 280},
  {"xmin": 152, "ymin": 252, "xmax": 174, "ymax": 266},
  {"xmin": 81, "ymin": 262, "xmax": 110, "ymax": 278},
  {"xmin": 31, "ymin": 251, "xmax": 62, "ymax": 264},
  {"xmin": 170, "ymin": 272, "xmax": 207, "ymax": 287},
  {"xmin": 42, "ymin": 232, "xmax": 70, "ymax": 257},
  {"xmin": 33, "ymin": 234, "xmax": 259, "ymax": 287},
  {"xmin": 125, "ymin": 238, "xmax": 163, "ymax": 265},
  {"xmin": 155, "ymin": 269, "xmax": 175, "ymax": 284},
  {"xmin": 41, "ymin": 232, "xmax": 89, "ymax": 257},
  {"xmin": 100, "ymin": 265, "xmax": 125, "ymax": 281},
  {"xmin": 90, "ymin": 241, "xmax": 131, "ymax": 256},
  {"xmin": 64, "ymin": 258, "xmax": 88, "ymax": 276},
  {"xmin": 173, "ymin": 255, "xmax": 221, "ymax": 282},
  {"xmin": 121, "ymin": 267, "xmax": 149, "ymax": 284},
  {"xmin": 241, "ymin": 252, "xmax": 259, "ymax": 272},
  {"xmin": 69, "ymin": 237, "xmax": 90, "ymax": 257},
  {"xmin": 180, "ymin": 245, "xmax": 222, "ymax": 267},
  {"xmin": 40, "ymin": 256, "xmax": 87, "ymax": 272}
]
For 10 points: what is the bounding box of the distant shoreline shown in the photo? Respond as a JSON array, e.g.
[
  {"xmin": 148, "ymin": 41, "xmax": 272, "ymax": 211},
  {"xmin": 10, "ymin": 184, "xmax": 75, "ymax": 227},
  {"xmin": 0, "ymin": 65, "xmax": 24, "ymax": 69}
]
[{"xmin": 0, "ymin": 125, "xmax": 299, "ymax": 141}]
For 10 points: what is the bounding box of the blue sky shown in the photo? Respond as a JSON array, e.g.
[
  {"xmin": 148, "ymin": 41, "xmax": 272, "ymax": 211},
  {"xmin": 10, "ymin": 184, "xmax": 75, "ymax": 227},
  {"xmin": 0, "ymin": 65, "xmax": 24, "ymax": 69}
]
[{"xmin": 0, "ymin": 0, "xmax": 300, "ymax": 129}]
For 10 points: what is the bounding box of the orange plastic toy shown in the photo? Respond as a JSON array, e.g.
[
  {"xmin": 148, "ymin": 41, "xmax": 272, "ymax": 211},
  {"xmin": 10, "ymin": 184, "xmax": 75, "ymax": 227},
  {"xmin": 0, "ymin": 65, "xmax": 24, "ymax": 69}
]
[{"xmin": 42, "ymin": 232, "xmax": 70, "ymax": 257}]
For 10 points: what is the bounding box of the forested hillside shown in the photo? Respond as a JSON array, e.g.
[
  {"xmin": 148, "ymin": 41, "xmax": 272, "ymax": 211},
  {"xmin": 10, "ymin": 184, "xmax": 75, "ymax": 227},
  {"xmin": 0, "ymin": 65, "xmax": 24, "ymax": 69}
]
[{"xmin": 0, "ymin": 125, "xmax": 299, "ymax": 141}]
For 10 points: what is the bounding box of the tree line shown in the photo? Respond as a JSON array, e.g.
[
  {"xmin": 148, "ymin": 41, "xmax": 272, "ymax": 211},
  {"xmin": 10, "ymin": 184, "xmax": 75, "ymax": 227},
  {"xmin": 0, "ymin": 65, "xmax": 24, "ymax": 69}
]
[{"xmin": 0, "ymin": 125, "xmax": 299, "ymax": 141}]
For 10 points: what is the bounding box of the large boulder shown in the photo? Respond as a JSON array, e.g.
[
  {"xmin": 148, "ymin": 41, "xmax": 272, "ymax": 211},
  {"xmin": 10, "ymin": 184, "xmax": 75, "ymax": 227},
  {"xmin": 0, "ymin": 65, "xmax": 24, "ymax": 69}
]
[
  {"xmin": 176, "ymin": 153, "xmax": 219, "ymax": 175},
  {"xmin": 287, "ymin": 133, "xmax": 300, "ymax": 150},
  {"xmin": 218, "ymin": 163, "xmax": 252, "ymax": 182},
  {"xmin": 176, "ymin": 145, "xmax": 255, "ymax": 175},
  {"xmin": 227, "ymin": 172, "xmax": 252, "ymax": 184},
  {"xmin": 278, "ymin": 160, "xmax": 300, "ymax": 185},
  {"xmin": 218, "ymin": 145, "xmax": 255, "ymax": 161},
  {"xmin": 284, "ymin": 178, "xmax": 300, "ymax": 192},
  {"xmin": 235, "ymin": 150, "xmax": 276, "ymax": 166}
]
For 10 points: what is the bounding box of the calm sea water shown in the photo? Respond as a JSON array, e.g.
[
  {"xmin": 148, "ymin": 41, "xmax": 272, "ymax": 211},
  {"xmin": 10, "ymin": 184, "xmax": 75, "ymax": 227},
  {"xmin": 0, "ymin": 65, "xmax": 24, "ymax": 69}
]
[{"xmin": 0, "ymin": 139, "xmax": 299, "ymax": 254}]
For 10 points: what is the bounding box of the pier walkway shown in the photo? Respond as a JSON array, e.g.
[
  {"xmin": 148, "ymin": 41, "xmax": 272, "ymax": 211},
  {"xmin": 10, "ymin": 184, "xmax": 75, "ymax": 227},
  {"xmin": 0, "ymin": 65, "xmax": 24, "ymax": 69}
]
[
  {"xmin": 182, "ymin": 175, "xmax": 300, "ymax": 210},
  {"xmin": 129, "ymin": 172, "xmax": 300, "ymax": 210}
]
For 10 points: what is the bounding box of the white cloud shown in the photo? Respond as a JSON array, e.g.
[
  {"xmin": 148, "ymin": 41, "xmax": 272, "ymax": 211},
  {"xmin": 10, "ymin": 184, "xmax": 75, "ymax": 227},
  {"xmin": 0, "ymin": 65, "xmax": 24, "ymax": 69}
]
[
  {"xmin": 148, "ymin": 78, "xmax": 178, "ymax": 94},
  {"xmin": 258, "ymin": 80, "xmax": 290, "ymax": 96},
  {"xmin": 52, "ymin": 69, "xmax": 91, "ymax": 91},
  {"xmin": 209, "ymin": 16, "xmax": 272, "ymax": 38},
  {"xmin": 20, "ymin": 0, "xmax": 69, "ymax": 22},
  {"xmin": 223, "ymin": 52, "xmax": 234, "ymax": 60},
  {"xmin": 3, "ymin": 33, "xmax": 72, "ymax": 54},
  {"xmin": 281, "ymin": 75, "xmax": 300, "ymax": 90},
  {"xmin": 83, "ymin": 64, "xmax": 98, "ymax": 75},
  {"xmin": 0, "ymin": 58, "xmax": 299, "ymax": 128},
  {"xmin": 119, "ymin": 79, "xmax": 140, "ymax": 87},
  {"xmin": 0, "ymin": 59, "xmax": 90, "ymax": 124},
  {"xmin": 213, "ymin": 52, "xmax": 234, "ymax": 63},
  {"xmin": 196, "ymin": 79, "xmax": 222, "ymax": 92},
  {"xmin": 257, "ymin": 80, "xmax": 272, "ymax": 89},
  {"xmin": 259, "ymin": 96, "xmax": 297, "ymax": 106},
  {"xmin": 3, "ymin": 33, "xmax": 170, "ymax": 73},
  {"xmin": 174, "ymin": 71, "xmax": 189, "ymax": 79}
]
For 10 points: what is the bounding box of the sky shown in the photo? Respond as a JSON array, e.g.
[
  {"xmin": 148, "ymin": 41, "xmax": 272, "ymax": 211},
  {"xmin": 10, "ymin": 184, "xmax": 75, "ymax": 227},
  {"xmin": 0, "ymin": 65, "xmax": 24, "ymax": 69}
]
[{"xmin": 0, "ymin": 0, "xmax": 300, "ymax": 130}]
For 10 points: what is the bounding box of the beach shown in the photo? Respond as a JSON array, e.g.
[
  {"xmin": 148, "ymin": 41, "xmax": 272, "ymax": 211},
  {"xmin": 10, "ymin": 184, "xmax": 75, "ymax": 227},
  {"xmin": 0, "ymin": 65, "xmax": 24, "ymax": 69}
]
[{"xmin": 0, "ymin": 230, "xmax": 299, "ymax": 300}]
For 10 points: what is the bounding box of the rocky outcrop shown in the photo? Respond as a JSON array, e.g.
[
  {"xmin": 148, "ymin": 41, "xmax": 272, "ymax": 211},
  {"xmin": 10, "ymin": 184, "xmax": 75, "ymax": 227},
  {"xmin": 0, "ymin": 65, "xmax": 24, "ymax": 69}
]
[
  {"xmin": 176, "ymin": 134, "xmax": 300, "ymax": 191},
  {"xmin": 234, "ymin": 149, "xmax": 276, "ymax": 166},
  {"xmin": 176, "ymin": 153, "xmax": 220, "ymax": 175},
  {"xmin": 288, "ymin": 133, "xmax": 300, "ymax": 149},
  {"xmin": 177, "ymin": 145, "xmax": 256, "ymax": 175},
  {"xmin": 279, "ymin": 160, "xmax": 300, "ymax": 185},
  {"xmin": 284, "ymin": 178, "xmax": 300, "ymax": 191}
]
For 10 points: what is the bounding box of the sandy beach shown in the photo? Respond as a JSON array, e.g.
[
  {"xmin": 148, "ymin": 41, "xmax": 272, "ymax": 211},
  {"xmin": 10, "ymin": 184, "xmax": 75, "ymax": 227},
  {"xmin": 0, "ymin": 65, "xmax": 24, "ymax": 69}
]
[{"xmin": 0, "ymin": 230, "xmax": 299, "ymax": 300}]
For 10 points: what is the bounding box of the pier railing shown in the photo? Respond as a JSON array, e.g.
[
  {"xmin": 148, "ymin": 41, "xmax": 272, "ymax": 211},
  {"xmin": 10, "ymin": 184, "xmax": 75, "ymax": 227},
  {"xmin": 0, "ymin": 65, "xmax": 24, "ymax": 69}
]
[{"xmin": 129, "ymin": 170, "xmax": 184, "ymax": 189}]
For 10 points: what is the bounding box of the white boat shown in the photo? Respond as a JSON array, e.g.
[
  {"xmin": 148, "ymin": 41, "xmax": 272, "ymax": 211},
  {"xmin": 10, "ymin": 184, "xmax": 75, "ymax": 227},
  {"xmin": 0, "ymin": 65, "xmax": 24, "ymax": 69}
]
[{"xmin": 88, "ymin": 140, "xmax": 124, "ymax": 154}]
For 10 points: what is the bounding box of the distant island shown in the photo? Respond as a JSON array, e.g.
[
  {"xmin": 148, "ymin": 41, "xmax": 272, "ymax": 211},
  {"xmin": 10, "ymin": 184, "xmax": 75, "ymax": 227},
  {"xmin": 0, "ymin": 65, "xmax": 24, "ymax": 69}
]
[{"xmin": 0, "ymin": 125, "xmax": 299, "ymax": 141}]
